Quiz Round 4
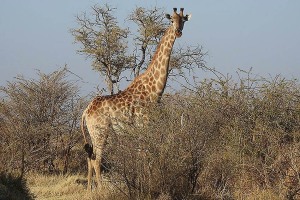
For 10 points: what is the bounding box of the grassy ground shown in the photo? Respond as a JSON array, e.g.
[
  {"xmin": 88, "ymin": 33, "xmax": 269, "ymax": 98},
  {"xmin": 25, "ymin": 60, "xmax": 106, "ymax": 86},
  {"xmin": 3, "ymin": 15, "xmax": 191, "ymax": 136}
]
[
  {"xmin": 27, "ymin": 173, "xmax": 87, "ymax": 200},
  {"xmin": 26, "ymin": 173, "xmax": 124, "ymax": 200},
  {"xmin": 25, "ymin": 173, "xmax": 285, "ymax": 200}
]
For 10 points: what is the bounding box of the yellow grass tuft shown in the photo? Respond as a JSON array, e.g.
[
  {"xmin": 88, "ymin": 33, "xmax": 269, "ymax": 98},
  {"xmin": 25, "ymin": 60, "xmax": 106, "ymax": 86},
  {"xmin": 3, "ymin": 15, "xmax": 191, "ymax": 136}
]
[
  {"xmin": 234, "ymin": 188, "xmax": 284, "ymax": 200},
  {"xmin": 27, "ymin": 173, "xmax": 85, "ymax": 199},
  {"xmin": 26, "ymin": 173, "xmax": 124, "ymax": 200}
]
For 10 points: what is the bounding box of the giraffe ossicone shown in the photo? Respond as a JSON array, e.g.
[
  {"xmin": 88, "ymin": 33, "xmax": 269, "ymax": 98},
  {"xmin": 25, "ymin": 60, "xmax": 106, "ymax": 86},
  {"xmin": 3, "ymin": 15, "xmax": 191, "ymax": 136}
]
[{"xmin": 81, "ymin": 7, "xmax": 191, "ymax": 190}]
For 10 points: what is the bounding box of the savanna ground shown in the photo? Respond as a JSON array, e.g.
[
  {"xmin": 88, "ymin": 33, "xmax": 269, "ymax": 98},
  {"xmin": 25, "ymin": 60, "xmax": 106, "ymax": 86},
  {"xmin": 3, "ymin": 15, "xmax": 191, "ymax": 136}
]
[{"xmin": 1, "ymin": 69, "xmax": 300, "ymax": 200}]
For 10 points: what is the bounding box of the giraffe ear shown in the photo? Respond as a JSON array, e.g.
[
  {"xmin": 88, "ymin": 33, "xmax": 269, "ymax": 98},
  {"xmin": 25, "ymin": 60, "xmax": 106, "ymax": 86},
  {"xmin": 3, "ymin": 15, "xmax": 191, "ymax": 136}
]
[
  {"xmin": 165, "ymin": 14, "xmax": 171, "ymax": 19},
  {"xmin": 184, "ymin": 14, "xmax": 192, "ymax": 21}
]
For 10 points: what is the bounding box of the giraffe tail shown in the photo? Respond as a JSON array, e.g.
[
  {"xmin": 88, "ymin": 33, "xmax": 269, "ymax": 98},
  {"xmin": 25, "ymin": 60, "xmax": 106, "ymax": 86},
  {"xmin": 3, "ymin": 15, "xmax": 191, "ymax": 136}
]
[
  {"xmin": 81, "ymin": 111, "xmax": 93, "ymax": 158},
  {"xmin": 81, "ymin": 110, "xmax": 88, "ymax": 144}
]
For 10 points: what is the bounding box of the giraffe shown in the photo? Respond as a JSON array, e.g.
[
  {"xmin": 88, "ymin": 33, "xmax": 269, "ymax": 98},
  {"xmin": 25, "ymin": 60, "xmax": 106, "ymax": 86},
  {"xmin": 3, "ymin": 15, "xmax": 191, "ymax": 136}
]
[{"xmin": 81, "ymin": 8, "xmax": 191, "ymax": 190}]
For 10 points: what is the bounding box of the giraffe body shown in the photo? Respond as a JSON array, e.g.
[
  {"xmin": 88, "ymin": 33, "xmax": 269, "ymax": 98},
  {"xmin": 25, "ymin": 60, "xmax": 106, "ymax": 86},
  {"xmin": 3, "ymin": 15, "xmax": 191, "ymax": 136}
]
[{"xmin": 81, "ymin": 8, "xmax": 191, "ymax": 190}]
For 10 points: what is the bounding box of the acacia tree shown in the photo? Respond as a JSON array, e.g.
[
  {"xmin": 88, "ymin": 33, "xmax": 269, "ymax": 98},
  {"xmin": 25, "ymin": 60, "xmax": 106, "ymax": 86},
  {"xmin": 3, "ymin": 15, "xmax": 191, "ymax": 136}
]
[
  {"xmin": 128, "ymin": 7, "xmax": 167, "ymax": 77},
  {"xmin": 72, "ymin": 5, "xmax": 206, "ymax": 94},
  {"xmin": 71, "ymin": 4, "xmax": 132, "ymax": 95}
]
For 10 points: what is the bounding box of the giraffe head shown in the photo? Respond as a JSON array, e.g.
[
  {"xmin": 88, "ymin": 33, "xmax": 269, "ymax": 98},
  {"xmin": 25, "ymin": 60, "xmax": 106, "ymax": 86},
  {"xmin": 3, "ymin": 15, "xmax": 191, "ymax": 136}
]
[{"xmin": 165, "ymin": 8, "xmax": 191, "ymax": 38}]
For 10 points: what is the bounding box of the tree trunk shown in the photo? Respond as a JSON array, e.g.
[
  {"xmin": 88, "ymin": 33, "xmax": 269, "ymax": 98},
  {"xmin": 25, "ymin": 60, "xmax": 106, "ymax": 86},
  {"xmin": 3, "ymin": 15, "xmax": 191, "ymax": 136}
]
[{"xmin": 106, "ymin": 77, "xmax": 114, "ymax": 95}]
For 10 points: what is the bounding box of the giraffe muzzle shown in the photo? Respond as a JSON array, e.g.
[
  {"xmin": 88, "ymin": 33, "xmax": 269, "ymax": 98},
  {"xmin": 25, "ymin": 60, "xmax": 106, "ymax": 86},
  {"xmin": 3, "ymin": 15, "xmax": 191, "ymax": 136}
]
[{"xmin": 175, "ymin": 29, "xmax": 182, "ymax": 37}]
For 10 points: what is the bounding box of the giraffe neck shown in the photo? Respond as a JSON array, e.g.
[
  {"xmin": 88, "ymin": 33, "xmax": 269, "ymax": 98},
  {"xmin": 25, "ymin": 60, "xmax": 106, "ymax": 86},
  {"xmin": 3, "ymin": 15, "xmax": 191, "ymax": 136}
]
[
  {"xmin": 146, "ymin": 26, "xmax": 176, "ymax": 87},
  {"xmin": 126, "ymin": 26, "xmax": 177, "ymax": 102}
]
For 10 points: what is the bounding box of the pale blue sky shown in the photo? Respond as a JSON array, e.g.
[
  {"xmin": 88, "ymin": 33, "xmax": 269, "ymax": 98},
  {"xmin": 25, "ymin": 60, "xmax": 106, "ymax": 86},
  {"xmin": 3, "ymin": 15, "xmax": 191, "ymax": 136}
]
[{"xmin": 1, "ymin": 0, "xmax": 300, "ymax": 93}]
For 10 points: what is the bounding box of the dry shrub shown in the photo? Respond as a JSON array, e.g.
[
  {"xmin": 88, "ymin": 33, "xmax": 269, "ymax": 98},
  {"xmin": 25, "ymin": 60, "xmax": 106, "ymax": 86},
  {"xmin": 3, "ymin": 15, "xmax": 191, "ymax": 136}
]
[
  {"xmin": 198, "ymin": 150, "xmax": 238, "ymax": 200},
  {"xmin": 196, "ymin": 74, "xmax": 300, "ymax": 199},
  {"xmin": 1, "ymin": 68, "xmax": 299, "ymax": 200},
  {"xmin": 0, "ymin": 68, "xmax": 86, "ymax": 175},
  {"xmin": 104, "ymin": 95, "xmax": 222, "ymax": 199},
  {"xmin": 102, "ymin": 73, "xmax": 300, "ymax": 200}
]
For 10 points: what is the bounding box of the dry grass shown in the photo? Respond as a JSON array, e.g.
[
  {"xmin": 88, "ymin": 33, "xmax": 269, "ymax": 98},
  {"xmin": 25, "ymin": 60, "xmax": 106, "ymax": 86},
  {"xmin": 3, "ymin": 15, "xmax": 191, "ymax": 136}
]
[
  {"xmin": 0, "ymin": 172, "xmax": 284, "ymax": 200},
  {"xmin": 26, "ymin": 173, "xmax": 125, "ymax": 200},
  {"xmin": 27, "ymin": 173, "xmax": 86, "ymax": 200},
  {"xmin": 24, "ymin": 173, "xmax": 285, "ymax": 200}
]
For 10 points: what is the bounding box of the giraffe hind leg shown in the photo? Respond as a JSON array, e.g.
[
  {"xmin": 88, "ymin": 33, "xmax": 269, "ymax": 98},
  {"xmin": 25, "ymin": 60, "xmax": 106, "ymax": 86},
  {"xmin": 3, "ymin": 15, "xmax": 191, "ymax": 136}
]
[
  {"xmin": 92, "ymin": 158, "xmax": 102, "ymax": 190},
  {"xmin": 92, "ymin": 139, "xmax": 107, "ymax": 190},
  {"xmin": 85, "ymin": 144, "xmax": 96, "ymax": 190},
  {"xmin": 87, "ymin": 157, "xmax": 92, "ymax": 191}
]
